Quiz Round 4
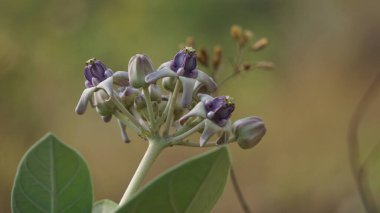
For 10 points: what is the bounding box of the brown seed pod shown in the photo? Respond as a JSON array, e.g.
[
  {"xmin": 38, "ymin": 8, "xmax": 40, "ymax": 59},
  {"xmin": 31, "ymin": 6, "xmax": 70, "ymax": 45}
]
[{"xmin": 252, "ymin": 37, "xmax": 269, "ymax": 51}]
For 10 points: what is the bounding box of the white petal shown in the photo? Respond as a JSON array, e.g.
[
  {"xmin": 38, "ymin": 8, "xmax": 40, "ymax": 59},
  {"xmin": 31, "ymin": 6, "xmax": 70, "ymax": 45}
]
[
  {"xmin": 200, "ymin": 119, "xmax": 222, "ymax": 147},
  {"xmin": 75, "ymin": 87, "xmax": 97, "ymax": 115},
  {"xmin": 179, "ymin": 76, "xmax": 196, "ymax": 108},
  {"xmin": 96, "ymin": 77, "xmax": 114, "ymax": 99},
  {"xmin": 196, "ymin": 70, "xmax": 217, "ymax": 92},
  {"xmin": 179, "ymin": 102, "xmax": 206, "ymax": 125},
  {"xmin": 113, "ymin": 71, "xmax": 129, "ymax": 86},
  {"xmin": 145, "ymin": 67, "xmax": 177, "ymax": 84}
]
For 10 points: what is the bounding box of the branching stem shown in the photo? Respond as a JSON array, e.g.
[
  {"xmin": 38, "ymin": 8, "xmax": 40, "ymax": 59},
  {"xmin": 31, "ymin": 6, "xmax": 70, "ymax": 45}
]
[{"xmin": 163, "ymin": 80, "xmax": 181, "ymax": 136}]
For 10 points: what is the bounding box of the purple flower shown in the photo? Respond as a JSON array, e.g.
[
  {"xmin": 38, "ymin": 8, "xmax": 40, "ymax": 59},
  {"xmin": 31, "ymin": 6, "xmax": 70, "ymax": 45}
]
[
  {"xmin": 84, "ymin": 58, "xmax": 113, "ymax": 88},
  {"xmin": 179, "ymin": 94, "xmax": 235, "ymax": 146},
  {"xmin": 170, "ymin": 47, "xmax": 198, "ymax": 78},
  {"xmin": 145, "ymin": 47, "xmax": 217, "ymax": 107},
  {"xmin": 204, "ymin": 96, "xmax": 235, "ymax": 127}
]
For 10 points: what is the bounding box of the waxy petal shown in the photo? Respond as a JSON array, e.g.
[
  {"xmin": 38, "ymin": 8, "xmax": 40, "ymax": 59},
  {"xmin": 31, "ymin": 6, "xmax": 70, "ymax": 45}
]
[
  {"xmin": 200, "ymin": 119, "xmax": 222, "ymax": 147},
  {"xmin": 195, "ymin": 70, "xmax": 217, "ymax": 93},
  {"xmin": 75, "ymin": 87, "xmax": 97, "ymax": 115},
  {"xmin": 198, "ymin": 93, "xmax": 214, "ymax": 103},
  {"xmin": 118, "ymin": 120, "xmax": 131, "ymax": 143},
  {"xmin": 145, "ymin": 67, "xmax": 177, "ymax": 84},
  {"xmin": 179, "ymin": 102, "xmax": 207, "ymax": 125},
  {"xmin": 96, "ymin": 77, "xmax": 114, "ymax": 99},
  {"xmin": 179, "ymin": 76, "xmax": 196, "ymax": 108},
  {"xmin": 113, "ymin": 71, "xmax": 129, "ymax": 86}
]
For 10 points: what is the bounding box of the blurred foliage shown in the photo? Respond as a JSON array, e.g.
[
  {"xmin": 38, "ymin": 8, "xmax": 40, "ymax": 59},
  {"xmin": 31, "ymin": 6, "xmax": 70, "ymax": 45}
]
[{"xmin": 1, "ymin": 0, "xmax": 380, "ymax": 212}]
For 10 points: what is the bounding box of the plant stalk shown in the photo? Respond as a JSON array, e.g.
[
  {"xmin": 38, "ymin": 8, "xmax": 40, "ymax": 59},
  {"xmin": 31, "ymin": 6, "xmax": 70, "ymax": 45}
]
[
  {"xmin": 163, "ymin": 80, "xmax": 181, "ymax": 136},
  {"xmin": 119, "ymin": 138, "xmax": 166, "ymax": 206},
  {"xmin": 142, "ymin": 87, "xmax": 156, "ymax": 132}
]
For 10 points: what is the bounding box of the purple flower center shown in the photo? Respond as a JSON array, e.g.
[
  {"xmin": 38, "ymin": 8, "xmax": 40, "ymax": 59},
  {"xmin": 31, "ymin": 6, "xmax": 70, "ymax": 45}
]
[
  {"xmin": 84, "ymin": 58, "xmax": 113, "ymax": 88},
  {"xmin": 205, "ymin": 96, "xmax": 235, "ymax": 126},
  {"xmin": 170, "ymin": 47, "xmax": 198, "ymax": 78}
]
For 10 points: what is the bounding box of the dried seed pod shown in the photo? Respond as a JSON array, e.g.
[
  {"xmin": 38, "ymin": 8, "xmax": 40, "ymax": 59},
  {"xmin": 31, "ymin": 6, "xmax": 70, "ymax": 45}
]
[
  {"xmin": 197, "ymin": 48, "xmax": 209, "ymax": 67},
  {"xmin": 252, "ymin": 37, "xmax": 269, "ymax": 51},
  {"xmin": 230, "ymin": 25, "xmax": 242, "ymax": 41},
  {"xmin": 242, "ymin": 63, "xmax": 252, "ymax": 71},
  {"xmin": 212, "ymin": 45, "xmax": 222, "ymax": 71},
  {"xmin": 255, "ymin": 61, "xmax": 274, "ymax": 70},
  {"xmin": 239, "ymin": 30, "xmax": 254, "ymax": 47},
  {"xmin": 185, "ymin": 36, "xmax": 195, "ymax": 48},
  {"xmin": 243, "ymin": 30, "xmax": 254, "ymax": 40}
]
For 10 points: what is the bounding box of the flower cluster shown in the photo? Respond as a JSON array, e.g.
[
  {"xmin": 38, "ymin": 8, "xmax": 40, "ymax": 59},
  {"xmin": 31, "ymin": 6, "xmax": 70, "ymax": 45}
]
[{"xmin": 75, "ymin": 47, "xmax": 266, "ymax": 148}]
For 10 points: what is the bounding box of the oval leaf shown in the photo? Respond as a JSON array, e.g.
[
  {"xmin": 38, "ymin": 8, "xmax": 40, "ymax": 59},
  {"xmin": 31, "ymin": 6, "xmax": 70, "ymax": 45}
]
[
  {"xmin": 93, "ymin": 200, "xmax": 118, "ymax": 213},
  {"xmin": 116, "ymin": 146, "xmax": 230, "ymax": 213},
  {"xmin": 12, "ymin": 133, "xmax": 93, "ymax": 213}
]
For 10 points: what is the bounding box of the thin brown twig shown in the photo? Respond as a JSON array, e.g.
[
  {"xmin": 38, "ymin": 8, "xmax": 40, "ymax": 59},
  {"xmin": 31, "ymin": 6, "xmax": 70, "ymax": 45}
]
[
  {"xmin": 230, "ymin": 167, "xmax": 252, "ymax": 213},
  {"xmin": 348, "ymin": 71, "xmax": 380, "ymax": 213}
]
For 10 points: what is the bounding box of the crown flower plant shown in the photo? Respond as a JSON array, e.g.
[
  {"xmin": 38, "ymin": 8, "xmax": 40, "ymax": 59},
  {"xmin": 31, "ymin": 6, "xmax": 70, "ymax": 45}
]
[{"xmin": 11, "ymin": 25, "xmax": 270, "ymax": 213}]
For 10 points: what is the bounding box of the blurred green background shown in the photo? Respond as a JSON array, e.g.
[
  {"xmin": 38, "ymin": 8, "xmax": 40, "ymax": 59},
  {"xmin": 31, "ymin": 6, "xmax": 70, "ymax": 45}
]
[{"xmin": 1, "ymin": 0, "xmax": 380, "ymax": 212}]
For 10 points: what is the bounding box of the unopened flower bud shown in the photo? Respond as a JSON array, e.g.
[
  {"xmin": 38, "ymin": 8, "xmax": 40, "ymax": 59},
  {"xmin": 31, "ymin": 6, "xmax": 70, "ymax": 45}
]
[
  {"xmin": 148, "ymin": 84, "xmax": 162, "ymax": 102},
  {"xmin": 233, "ymin": 116, "xmax": 266, "ymax": 149},
  {"xmin": 128, "ymin": 54, "xmax": 154, "ymax": 88},
  {"xmin": 252, "ymin": 37, "xmax": 268, "ymax": 51},
  {"xmin": 93, "ymin": 90, "xmax": 115, "ymax": 116},
  {"xmin": 134, "ymin": 94, "xmax": 146, "ymax": 110},
  {"xmin": 118, "ymin": 86, "xmax": 139, "ymax": 108},
  {"xmin": 84, "ymin": 58, "xmax": 113, "ymax": 88},
  {"xmin": 231, "ymin": 25, "xmax": 242, "ymax": 41},
  {"xmin": 162, "ymin": 77, "xmax": 176, "ymax": 91}
]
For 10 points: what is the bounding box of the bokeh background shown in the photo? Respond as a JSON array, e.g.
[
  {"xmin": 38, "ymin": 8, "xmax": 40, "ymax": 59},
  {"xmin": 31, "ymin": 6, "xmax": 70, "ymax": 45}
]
[{"xmin": 1, "ymin": 0, "xmax": 380, "ymax": 212}]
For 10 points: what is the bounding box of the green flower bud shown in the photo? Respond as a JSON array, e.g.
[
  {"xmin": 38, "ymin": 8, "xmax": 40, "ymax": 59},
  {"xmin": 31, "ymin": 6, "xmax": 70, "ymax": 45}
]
[
  {"xmin": 148, "ymin": 84, "xmax": 162, "ymax": 102},
  {"xmin": 134, "ymin": 94, "xmax": 146, "ymax": 110},
  {"xmin": 93, "ymin": 90, "xmax": 115, "ymax": 116},
  {"xmin": 128, "ymin": 54, "xmax": 154, "ymax": 88},
  {"xmin": 233, "ymin": 116, "xmax": 266, "ymax": 149},
  {"xmin": 162, "ymin": 77, "xmax": 176, "ymax": 91}
]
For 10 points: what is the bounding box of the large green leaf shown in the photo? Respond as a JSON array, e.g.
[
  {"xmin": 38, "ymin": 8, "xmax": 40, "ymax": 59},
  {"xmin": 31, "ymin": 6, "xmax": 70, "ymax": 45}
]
[
  {"xmin": 12, "ymin": 133, "xmax": 93, "ymax": 213},
  {"xmin": 92, "ymin": 200, "xmax": 118, "ymax": 213},
  {"xmin": 116, "ymin": 146, "xmax": 231, "ymax": 213}
]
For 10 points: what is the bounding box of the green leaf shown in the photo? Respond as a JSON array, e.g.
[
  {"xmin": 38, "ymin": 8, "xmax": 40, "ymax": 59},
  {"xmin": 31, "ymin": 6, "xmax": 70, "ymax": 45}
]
[
  {"xmin": 12, "ymin": 133, "xmax": 93, "ymax": 213},
  {"xmin": 93, "ymin": 200, "xmax": 118, "ymax": 213},
  {"xmin": 116, "ymin": 146, "xmax": 230, "ymax": 213}
]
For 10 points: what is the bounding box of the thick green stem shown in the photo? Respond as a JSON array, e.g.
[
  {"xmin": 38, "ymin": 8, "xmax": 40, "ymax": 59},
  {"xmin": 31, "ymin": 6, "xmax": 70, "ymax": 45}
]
[
  {"xmin": 163, "ymin": 80, "xmax": 181, "ymax": 136},
  {"xmin": 119, "ymin": 138, "xmax": 166, "ymax": 206}
]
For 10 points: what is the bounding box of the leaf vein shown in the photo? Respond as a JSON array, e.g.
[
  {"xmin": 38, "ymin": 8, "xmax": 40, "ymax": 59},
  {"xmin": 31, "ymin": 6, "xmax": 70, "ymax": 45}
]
[
  {"xmin": 58, "ymin": 155, "xmax": 81, "ymax": 196},
  {"xmin": 19, "ymin": 180, "xmax": 49, "ymax": 213},
  {"xmin": 24, "ymin": 160, "xmax": 51, "ymax": 193}
]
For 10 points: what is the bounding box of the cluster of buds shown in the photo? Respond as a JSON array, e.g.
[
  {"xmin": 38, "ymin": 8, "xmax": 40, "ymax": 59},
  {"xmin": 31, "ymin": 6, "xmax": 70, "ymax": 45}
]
[{"xmin": 75, "ymin": 47, "xmax": 266, "ymax": 149}]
